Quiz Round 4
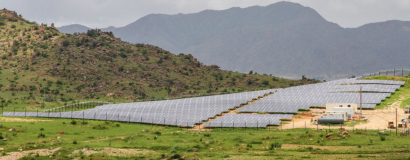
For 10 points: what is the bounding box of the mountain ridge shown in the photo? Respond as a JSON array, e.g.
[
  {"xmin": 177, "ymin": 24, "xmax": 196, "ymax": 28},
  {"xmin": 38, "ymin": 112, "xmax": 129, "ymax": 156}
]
[{"xmin": 57, "ymin": 1, "xmax": 410, "ymax": 79}]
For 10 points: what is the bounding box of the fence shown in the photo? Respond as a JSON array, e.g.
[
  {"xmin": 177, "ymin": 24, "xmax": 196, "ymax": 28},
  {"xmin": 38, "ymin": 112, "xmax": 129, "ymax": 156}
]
[
  {"xmin": 359, "ymin": 69, "xmax": 410, "ymax": 79},
  {"xmin": 44, "ymin": 101, "xmax": 111, "ymax": 112}
]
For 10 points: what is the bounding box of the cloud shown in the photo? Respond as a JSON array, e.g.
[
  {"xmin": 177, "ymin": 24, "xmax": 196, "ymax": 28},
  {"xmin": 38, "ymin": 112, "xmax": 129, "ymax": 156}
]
[{"xmin": 1, "ymin": 0, "xmax": 410, "ymax": 28}]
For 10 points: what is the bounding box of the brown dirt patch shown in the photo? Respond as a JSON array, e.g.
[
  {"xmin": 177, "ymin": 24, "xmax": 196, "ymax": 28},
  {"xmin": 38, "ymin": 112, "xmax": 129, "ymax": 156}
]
[
  {"xmin": 0, "ymin": 147, "xmax": 61, "ymax": 160},
  {"xmin": 70, "ymin": 148, "xmax": 155, "ymax": 157},
  {"xmin": 0, "ymin": 117, "xmax": 52, "ymax": 122}
]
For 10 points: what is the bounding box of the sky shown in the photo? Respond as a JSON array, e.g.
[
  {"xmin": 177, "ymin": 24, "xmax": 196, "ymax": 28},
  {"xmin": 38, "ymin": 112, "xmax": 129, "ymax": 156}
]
[{"xmin": 1, "ymin": 0, "xmax": 410, "ymax": 28}]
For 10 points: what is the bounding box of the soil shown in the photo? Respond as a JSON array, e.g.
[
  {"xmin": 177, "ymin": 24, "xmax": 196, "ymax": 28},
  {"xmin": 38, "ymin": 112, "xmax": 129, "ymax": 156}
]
[
  {"xmin": 0, "ymin": 117, "xmax": 52, "ymax": 122},
  {"xmin": 281, "ymin": 106, "xmax": 408, "ymax": 131},
  {"xmin": 70, "ymin": 147, "xmax": 155, "ymax": 159},
  {"xmin": 0, "ymin": 147, "xmax": 61, "ymax": 160}
]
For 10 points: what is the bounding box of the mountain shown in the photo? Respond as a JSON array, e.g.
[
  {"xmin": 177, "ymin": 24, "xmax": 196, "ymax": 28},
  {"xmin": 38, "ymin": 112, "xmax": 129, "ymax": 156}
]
[
  {"xmin": 57, "ymin": 24, "xmax": 90, "ymax": 34},
  {"xmin": 57, "ymin": 1, "xmax": 410, "ymax": 79},
  {"xmin": 0, "ymin": 9, "xmax": 318, "ymax": 106}
]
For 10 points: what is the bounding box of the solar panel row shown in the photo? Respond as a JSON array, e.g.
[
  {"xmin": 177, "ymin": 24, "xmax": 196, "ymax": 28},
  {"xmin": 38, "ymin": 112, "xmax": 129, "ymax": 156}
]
[
  {"xmin": 238, "ymin": 78, "xmax": 404, "ymax": 113},
  {"xmin": 0, "ymin": 89, "xmax": 277, "ymax": 127}
]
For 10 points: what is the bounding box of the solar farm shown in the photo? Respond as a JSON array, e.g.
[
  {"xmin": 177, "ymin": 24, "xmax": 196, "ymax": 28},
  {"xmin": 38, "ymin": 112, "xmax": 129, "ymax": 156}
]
[{"xmin": 1, "ymin": 78, "xmax": 405, "ymax": 128}]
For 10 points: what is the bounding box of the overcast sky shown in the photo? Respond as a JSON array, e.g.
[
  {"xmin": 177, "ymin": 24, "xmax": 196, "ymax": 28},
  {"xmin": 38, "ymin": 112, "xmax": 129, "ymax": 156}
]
[{"xmin": 1, "ymin": 0, "xmax": 410, "ymax": 28}]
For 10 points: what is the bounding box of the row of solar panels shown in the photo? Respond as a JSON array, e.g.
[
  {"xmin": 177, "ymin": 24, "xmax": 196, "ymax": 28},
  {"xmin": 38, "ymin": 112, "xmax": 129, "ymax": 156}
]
[
  {"xmin": 1, "ymin": 78, "xmax": 404, "ymax": 127},
  {"xmin": 237, "ymin": 78, "xmax": 404, "ymax": 113},
  {"xmin": 1, "ymin": 89, "xmax": 278, "ymax": 127},
  {"xmin": 203, "ymin": 114, "xmax": 293, "ymax": 127}
]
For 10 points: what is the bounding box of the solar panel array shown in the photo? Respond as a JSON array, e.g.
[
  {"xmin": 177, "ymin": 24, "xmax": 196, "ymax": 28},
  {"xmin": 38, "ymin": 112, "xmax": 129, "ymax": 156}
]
[
  {"xmin": 1, "ymin": 90, "xmax": 276, "ymax": 127},
  {"xmin": 203, "ymin": 114, "xmax": 293, "ymax": 127},
  {"xmin": 237, "ymin": 78, "xmax": 404, "ymax": 113},
  {"xmin": 1, "ymin": 78, "xmax": 404, "ymax": 127}
]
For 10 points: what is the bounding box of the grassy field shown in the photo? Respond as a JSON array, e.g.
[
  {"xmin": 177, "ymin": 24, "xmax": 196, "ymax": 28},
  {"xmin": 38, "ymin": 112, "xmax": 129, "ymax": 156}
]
[
  {"xmin": 363, "ymin": 75, "xmax": 410, "ymax": 109},
  {"xmin": 1, "ymin": 117, "xmax": 410, "ymax": 159}
]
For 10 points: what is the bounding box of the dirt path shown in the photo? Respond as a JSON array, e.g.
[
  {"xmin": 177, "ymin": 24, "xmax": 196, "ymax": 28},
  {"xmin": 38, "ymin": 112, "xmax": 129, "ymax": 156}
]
[{"xmin": 0, "ymin": 147, "xmax": 61, "ymax": 160}]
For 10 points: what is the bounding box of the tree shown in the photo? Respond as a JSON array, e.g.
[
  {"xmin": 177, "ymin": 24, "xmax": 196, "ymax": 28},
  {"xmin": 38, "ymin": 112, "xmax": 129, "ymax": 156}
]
[{"xmin": 249, "ymin": 70, "xmax": 253, "ymax": 74}]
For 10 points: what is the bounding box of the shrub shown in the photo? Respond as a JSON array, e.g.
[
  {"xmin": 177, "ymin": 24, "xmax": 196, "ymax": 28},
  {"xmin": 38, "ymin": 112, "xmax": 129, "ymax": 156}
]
[
  {"xmin": 262, "ymin": 80, "xmax": 270, "ymax": 85},
  {"xmin": 358, "ymin": 144, "xmax": 362, "ymax": 148},
  {"xmin": 71, "ymin": 120, "xmax": 77, "ymax": 125},
  {"xmin": 269, "ymin": 142, "xmax": 282, "ymax": 150},
  {"xmin": 38, "ymin": 133, "xmax": 45, "ymax": 138},
  {"xmin": 81, "ymin": 121, "xmax": 88, "ymax": 125},
  {"xmin": 73, "ymin": 140, "xmax": 77, "ymax": 144},
  {"xmin": 11, "ymin": 24, "xmax": 16, "ymax": 28},
  {"xmin": 154, "ymin": 131, "xmax": 161, "ymax": 135},
  {"xmin": 380, "ymin": 136, "xmax": 386, "ymax": 141},
  {"xmin": 203, "ymin": 133, "xmax": 211, "ymax": 137},
  {"xmin": 170, "ymin": 154, "xmax": 181, "ymax": 159},
  {"xmin": 62, "ymin": 40, "xmax": 70, "ymax": 47},
  {"xmin": 40, "ymin": 128, "xmax": 44, "ymax": 131},
  {"xmin": 115, "ymin": 124, "xmax": 120, "ymax": 127}
]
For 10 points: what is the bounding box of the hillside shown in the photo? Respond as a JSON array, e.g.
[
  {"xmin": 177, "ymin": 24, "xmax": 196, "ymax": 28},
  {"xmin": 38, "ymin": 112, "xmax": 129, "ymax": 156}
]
[
  {"xmin": 59, "ymin": 2, "xmax": 410, "ymax": 79},
  {"xmin": 0, "ymin": 9, "xmax": 319, "ymax": 109}
]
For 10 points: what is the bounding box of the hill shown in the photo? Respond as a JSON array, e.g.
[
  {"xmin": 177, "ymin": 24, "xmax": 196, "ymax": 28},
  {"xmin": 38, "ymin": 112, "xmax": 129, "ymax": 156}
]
[
  {"xmin": 0, "ymin": 9, "xmax": 319, "ymax": 109},
  {"xmin": 58, "ymin": 2, "xmax": 410, "ymax": 79}
]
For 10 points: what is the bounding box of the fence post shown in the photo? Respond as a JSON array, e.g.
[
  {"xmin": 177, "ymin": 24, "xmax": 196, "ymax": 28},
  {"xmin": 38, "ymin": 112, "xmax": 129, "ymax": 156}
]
[
  {"xmin": 257, "ymin": 121, "xmax": 259, "ymax": 131},
  {"xmin": 394, "ymin": 68, "xmax": 395, "ymax": 76},
  {"xmin": 233, "ymin": 121, "xmax": 234, "ymax": 130}
]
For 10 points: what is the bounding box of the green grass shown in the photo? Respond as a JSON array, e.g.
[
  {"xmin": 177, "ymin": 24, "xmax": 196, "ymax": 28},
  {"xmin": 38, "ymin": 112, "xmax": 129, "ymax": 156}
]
[{"xmin": 1, "ymin": 117, "xmax": 410, "ymax": 159}]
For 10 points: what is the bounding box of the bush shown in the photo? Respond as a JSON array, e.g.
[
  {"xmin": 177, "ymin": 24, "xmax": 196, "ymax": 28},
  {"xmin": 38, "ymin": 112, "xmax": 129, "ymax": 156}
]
[
  {"xmin": 262, "ymin": 80, "xmax": 270, "ymax": 85},
  {"xmin": 115, "ymin": 124, "xmax": 120, "ymax": 127},
  {"xmin": 81, "ymin": 121, "xmax": 88, "ymax": 125},
  {"xmin": 170, "ymin": 154, "xmax": 181, "ymax": 159},
  {"xmin": 62, "ymin": 40, "xmax": 70, "ymax": 47},
  {"xmin": 154, "ymin": 131, "xmax": 161, "ymax": 135},
  {"xmin": 269, "ymin": 142, "xmax": 282, "ymax": 150},
  {"xmin": 38, "ymin": 133, "xmax": 45, "ymax": 138},
  {"xmin": 73, "ymin": 140, "xmax": 77, "ymax": 144},
  {"xmin": 71, "ymin": 120, "xmax": 77, "ymax": 125},
  {"xmin": 380, "ymin": 136, "xmax": 386, "ymax": 141},
  {"xmin": 11, "ymin": 24, "xmax": 16, "ymax": 28},
  {"xmin": 40, "ymin": 128, "xmax": 44, "ymax": 131},
  {"xmin": 358, "ymin": 144, "xmax": 362, "ymax": 148}
]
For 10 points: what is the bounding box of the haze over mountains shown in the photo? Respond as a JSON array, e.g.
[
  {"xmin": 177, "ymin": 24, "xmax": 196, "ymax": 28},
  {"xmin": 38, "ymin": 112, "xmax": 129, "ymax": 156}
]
[{"xmin": 58, "ymin": 2, "xmax": 410, "ymax": 79}]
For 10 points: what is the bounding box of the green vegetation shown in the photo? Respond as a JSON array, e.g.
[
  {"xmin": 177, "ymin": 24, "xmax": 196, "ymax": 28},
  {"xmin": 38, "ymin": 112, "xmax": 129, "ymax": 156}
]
[
  {"xmin": 0, "ymin": 118, "xmax": 409, "ymax": 159},
  {"xmin": 0, "ymin": 9, "xmax": 320, "ymax": 113},
  {"xmin": 363, "ymin": 75, "xmax": 410, "ymax": 109}
]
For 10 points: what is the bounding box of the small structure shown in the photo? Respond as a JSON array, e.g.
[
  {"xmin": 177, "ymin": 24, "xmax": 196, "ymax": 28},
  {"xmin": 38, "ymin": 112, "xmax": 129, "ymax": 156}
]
[{"xmin": 326, "ymin": 103, "xmax": 357, "ymax": 119}]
